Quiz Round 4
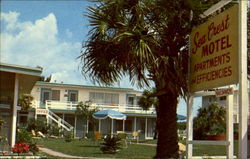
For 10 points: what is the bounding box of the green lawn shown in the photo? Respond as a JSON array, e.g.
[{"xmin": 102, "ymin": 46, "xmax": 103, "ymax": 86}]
[
  {"xmin": 37, "ymin": 138, "xmax": 156, "ymax": 159},
  {"xmin": 36, "ymin": 138, "xmax": 250, "ymax": 158}
]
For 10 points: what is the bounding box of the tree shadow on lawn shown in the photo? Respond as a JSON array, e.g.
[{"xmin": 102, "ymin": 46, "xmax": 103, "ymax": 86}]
[{"xmin": 77, "ymin": 144, "xmax": 100, "ymax": 148}]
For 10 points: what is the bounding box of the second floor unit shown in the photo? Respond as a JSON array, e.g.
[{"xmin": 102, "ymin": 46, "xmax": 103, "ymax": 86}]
[{"xmin": 31, "ymin": 81, "xmax": 155, "ymax": 114}]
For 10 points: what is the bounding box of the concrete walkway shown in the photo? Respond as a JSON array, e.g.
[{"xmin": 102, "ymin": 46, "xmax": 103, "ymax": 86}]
[{"xmin": 39, "ymin": 147, "xmax": 115, "ymax": 159}]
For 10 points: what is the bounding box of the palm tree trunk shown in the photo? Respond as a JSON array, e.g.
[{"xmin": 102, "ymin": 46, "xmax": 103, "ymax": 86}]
[{"xmin": 154, "ymin": 93, "xmax": 179, "ymax": 159}]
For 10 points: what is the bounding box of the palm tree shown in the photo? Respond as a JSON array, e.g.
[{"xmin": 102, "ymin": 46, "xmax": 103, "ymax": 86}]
[
  {"xmin": 79, "ymin": 0, "xmax": 217, "ymax": 158},
  {"xmin": 18, "ymin": 94, "xmax": 34, "ymax": 111}
]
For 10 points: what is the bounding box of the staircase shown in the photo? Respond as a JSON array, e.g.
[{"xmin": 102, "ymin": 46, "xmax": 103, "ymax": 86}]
[
  {"xmin": 36, "ymin": 108, "xmax": 74, "ymax": 131},
  {"xmin": 47, "ymin": 109, "xmax": 74, "ymax": 131}
]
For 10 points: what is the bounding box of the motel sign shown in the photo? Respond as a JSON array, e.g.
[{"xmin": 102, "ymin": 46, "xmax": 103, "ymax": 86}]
[{"xmin": 190, "ymin": 5, "xmax": 239, "ymax": 92}]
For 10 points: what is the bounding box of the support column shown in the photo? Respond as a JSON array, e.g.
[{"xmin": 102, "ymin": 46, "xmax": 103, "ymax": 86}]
[
  {"xmin": 86, "ymin": 119, "xmax": 89, "ymax": 134},
  {"xmin": 62, "ymin": 113, "xmax": 65, "ymax": 120},
  {"xmin": 145, "ymin": 117, "xmax": 148, "ymax": 139},
  {"xmin": 99, "ymin": 120, "xmax": 101, "ymax": 132},
  {"xmin": 238, "ymin": 1, "xmax": 248, "ymax": 158},
  {"xmin": 34, "ymin": 109, "xmax": 37, "ymax": 120},
  {"xmin": 11, "ymin": 74, "xmax": 19, "ymax": 147},
  {"xmin": 134, "ymin": 117, "xmax": 137, "ymax": 132},
  {"xmin": 74, "ymin": 116, "xmax": 77, "ymax": 138},
  {"xmin": 186, "ymin": 95, "xmax": 193, "ymax": 159},
  {"xmin": 134, "ymin": 117, "xmax": 137, "ymax": 139},
  {"xmin": 122, "ymin": 120, "xmax": 125, "ymax": 132},
  {"xmin": 227, "ymin": 94, "xmax": 234, "ymax": 159},
  {"xmin": 111, "ymin": 119, "xmax": 114, "ymax": 137}
]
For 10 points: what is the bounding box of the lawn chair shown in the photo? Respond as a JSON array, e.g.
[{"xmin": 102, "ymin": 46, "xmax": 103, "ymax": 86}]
[
  {"xmin": 132, "ymin": 131, "xmax": 139, "ymax": 143},
  {"xmin": 117, "ymin": 131, "xmax": 127, "ymax": 148},
  {"xmin": 94, "ymin": 131, "xmax": 102, "ymax": 145}
]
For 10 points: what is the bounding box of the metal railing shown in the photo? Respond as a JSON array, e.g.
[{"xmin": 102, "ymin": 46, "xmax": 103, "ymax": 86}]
[
  {"xmin": 47, "ymin": 109, "xmax": 74, "ymax": 131},
  {"xmin": 33, "ymin": 100, "xmax": 156, "ymax": 114}
]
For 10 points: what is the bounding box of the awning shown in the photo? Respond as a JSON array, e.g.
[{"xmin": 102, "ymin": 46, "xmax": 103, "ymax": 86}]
[
  {"xmin": 92, "ymin": 109, "xmax": 126, "ymax": 120},
  {"xmin": 177, "ymin": 114, "xmax": 187, "ymax": 120}
]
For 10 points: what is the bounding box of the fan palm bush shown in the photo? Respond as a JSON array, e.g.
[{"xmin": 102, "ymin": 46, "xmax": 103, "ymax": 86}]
[{"xmin": 194, "ymin": 102, "xmax": 226, "ymax": 140}]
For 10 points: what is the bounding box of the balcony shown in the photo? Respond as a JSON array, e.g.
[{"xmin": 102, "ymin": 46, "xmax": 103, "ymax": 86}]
[{"xmin": 33, "ymin": 100, "xmax": 156, "ymax": 114}]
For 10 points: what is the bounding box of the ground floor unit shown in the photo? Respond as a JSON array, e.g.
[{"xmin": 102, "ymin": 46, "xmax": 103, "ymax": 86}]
[{"xmin": 15, "ymin": 109, "xmax": 157, "ymax": 140}]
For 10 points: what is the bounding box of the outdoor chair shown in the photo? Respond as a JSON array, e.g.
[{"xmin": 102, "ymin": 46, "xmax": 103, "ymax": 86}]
[
  {"xmin": 117, "ymin": 131, "xmax": 128, "ymax": 148},
  {"xmin": 132, "ymin": 131, "xmax": 139, "ymax": 143},
  {"xmin": 178, "ymin": 130, "xmax": 186, "ymax": 140},
  {"xmin": 31, "ymin": 129, "xmax": 42, "ymax": 140},
  {"xmin": 93, "ymin": 131, "xmax": 102, "ymax": 145}
]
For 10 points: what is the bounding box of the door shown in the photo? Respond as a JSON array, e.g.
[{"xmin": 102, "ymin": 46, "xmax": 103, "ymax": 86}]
[
  {"xmin": 67, "ymin": 90, "xmax": 78, "ymax": 103},
  {"xmin": 40, "ymin": 88, "xmax": 51, "ymax": 108}
]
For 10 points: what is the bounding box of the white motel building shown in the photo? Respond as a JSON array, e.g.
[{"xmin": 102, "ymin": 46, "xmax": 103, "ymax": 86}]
[{"xmin": 27, "ymin": 81, "xmax": 157, "ymax": 139}]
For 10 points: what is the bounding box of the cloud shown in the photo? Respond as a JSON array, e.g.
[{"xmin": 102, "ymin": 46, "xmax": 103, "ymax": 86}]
[
  {"xmin": 0, "ymin": 11, "xmax": 85, "ymax": 85},
  {"xmin": 0, "ymin": 11, "xmax": 143, "ymax": 90},
  {"xmin": 65, "ymin": 29, "xmax": 73, "ymax": 39}
]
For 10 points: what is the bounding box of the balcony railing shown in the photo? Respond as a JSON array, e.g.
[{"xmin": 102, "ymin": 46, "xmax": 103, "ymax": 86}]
[{"xmin": 33, "ymin": 100, "xmax": 156, "ymax": 114}]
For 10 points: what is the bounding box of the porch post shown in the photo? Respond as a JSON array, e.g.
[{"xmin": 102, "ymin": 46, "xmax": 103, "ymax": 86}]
[
  {"xmin": 134, "ymin": 117, "xmax": 137, "ymax": 131},
  {"xmin": 134, "ymin": 117, "xmax": 137, "ymax": 139},
  {"xmin": 111, "ymin": 119, "xmax": 114, "ymax": 137},
  {"xmin": 99, "ymin": 119, "xmax": 101, "ymax": 132},
  {"xmin": 11, "ymin": 74, "xmax": 19, "ymax": 147},
  {"xmin": 122, "ymin": 120, "xmax": 125, "ymax": 132},
  {"xmin": 86, "ymin": 119, "xmax": 89, "ymax": 134},
  {"xmin": 74, "ymin": 115, "xmax": 77, "ymax": 138},
  {"xmin": 145, "ymin": 117, "xmax": 148, "ymax": 139}
]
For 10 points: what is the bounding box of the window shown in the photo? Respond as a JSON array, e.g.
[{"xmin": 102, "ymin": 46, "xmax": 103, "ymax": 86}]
[
  {"xmin": 128, "ymin": 97, "xmax": 134, "ymax": 105},
  {"xmin": 52, "ymin": 90, "xmax": 60, "ymax": 101},
  {"xmin": 69, "ymin": 93, "xmax": 77, "ymax": 102},
  {"xmin": 68, "ymin": 90, "xmax": 78, "ymax": 102},
  {"xmin": 42, "ymin": 91, "xmax": 51, "ymax": 104},
  {"xmin": 89, "ymin": 92, "xmax": 119, "ymax": 104}
]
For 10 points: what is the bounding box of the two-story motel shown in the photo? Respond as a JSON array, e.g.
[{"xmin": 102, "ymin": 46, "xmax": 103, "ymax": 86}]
[{"xmin": 27, "ymin": 81, "xmax": 156, "ymax": 139}]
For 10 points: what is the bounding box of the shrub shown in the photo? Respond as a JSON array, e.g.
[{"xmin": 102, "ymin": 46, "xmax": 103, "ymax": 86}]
[
  {"xmin": 48, "ymin": 125, "xmax": 63, "ymax": 136},
  {"xmin": 27, "ymin": 119, "xmax": 50, "ymax": 134},
  {"xmin": 16, "ymin": 129, "xmax": 32, "ymax": 143},
  {"xmin": 100, "ymin": 135, "xmax": 121, "ymax": 154},
  {"xmin": 64, "ymin": 131, "xmax": 74, "ymax": 142},
  {"xmin": 177, "ymin": 122, "xmax": 186, "ymax": 130},
  {"xmin": 193, "ymin": 103, "xmax": 226, "ymax": 139},
  {"xmin": 28, "ymin": 142, "xmax": 39, "ymax": 155},
  {"xmin": 12, "ymin": 142, "xmax": 29, "ymax": 154}
]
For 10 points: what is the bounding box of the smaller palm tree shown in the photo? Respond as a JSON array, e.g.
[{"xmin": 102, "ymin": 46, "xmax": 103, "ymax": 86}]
[
  {"xmin": 18, "ymin": 94, "xmax": 34, "ymax": 111},
  {"xmin": 138, "ymin": 89, "xmax": 159, "ymax": 139},
  {"xmin": 75, "ymin": 101, "xmax": 99, "ymax": 135}
]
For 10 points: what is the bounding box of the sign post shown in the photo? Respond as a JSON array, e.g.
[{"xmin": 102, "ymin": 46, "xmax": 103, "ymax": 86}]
[
  {"xmin": 238, "ymin": 1, "xmax": 248, "ymax": 158},
  {"xmin": 187, "ymin": 1, "xmax": 248, "ymax": 158}
]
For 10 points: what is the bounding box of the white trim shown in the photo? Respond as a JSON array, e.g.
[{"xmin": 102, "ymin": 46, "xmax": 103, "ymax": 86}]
[
  {"xmin": 200, "ymin": 0, "xmax": 233, "ymax": 18},
  {"xmin": 187, "ymin": 140, "xmax": 229, "ymax": 145}
]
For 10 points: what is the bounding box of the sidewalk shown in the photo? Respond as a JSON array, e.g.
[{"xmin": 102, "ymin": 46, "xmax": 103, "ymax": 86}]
[{"xmin": 39, "ymin": 147, "xmax": 116, "ymax": 159}]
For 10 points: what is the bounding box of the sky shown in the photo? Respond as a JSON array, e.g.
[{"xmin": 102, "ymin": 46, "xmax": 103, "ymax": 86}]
[{"xmin": 0, "ymin": 0, "xmax": 202, "ymax": 116}]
